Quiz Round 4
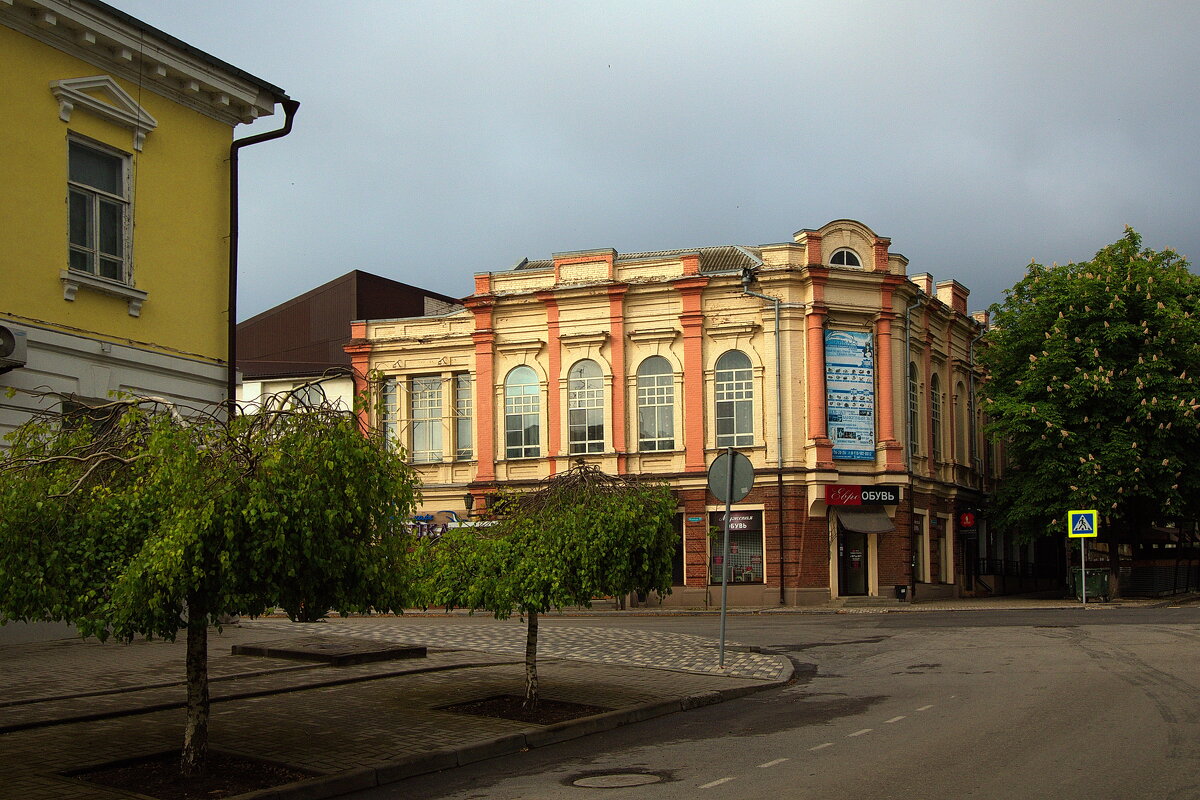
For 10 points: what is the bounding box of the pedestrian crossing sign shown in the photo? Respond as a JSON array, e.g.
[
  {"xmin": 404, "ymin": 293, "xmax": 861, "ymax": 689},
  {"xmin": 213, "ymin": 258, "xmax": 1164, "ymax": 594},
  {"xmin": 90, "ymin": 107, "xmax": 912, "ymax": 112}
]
[{"xmin": 1068, "ymin": 510, "xmax": 1099, "ymax": 538}]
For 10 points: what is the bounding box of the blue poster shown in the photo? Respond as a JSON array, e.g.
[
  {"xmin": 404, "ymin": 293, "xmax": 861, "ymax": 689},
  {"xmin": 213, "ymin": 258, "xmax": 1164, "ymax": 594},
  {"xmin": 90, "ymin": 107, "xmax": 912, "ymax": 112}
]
[{"xmin": 825, "ymin": 330, "xmax": 875, "ymax": 461}]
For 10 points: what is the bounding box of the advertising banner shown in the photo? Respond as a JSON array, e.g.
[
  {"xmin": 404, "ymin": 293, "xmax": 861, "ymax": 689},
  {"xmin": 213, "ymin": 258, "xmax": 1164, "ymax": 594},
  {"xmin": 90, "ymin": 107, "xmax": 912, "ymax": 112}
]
[{"xmin": 825, "ymin": 329, "xmax": 875, "ymax": 461}]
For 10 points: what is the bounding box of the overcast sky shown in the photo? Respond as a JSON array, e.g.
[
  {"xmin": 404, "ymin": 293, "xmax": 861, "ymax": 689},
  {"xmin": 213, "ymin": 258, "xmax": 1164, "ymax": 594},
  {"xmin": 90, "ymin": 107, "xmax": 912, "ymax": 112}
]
[{"xmin": 113, "ymin": 0, "xmax": 1200, "ymax": 321}]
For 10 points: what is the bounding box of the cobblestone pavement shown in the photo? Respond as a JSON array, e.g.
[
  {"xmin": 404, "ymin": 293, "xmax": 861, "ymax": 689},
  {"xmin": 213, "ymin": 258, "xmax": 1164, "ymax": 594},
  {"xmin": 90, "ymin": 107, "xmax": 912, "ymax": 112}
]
[
  {"xmin": 243, "ymin": 616, "xmax": 791, "ymax": 682},
  {"xmin": 0, "ymin": 618, "xmax": 790, "ymax": 800}
]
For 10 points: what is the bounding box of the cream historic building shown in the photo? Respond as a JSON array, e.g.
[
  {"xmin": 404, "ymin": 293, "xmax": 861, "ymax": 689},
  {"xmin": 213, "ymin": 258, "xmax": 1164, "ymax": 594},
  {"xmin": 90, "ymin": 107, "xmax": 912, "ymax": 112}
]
[{"xmin": 350, "ymin": 220, "xmax": 996, "ymax": 606}]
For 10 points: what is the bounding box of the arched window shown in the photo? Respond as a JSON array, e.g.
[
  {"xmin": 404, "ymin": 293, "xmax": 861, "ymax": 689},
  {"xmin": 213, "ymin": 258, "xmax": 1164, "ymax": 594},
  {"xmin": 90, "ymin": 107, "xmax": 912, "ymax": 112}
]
[
  {"xmin": 568, "ymin": 359, "xmax": 604, "ymax": 454},
  {"xmin": 504, "ymin": 365, "xmax": 540, "ymax": 459},
  {"xmin": 908, "ymin": 362, "xmax": 920, "ymax": 461},
  {"xmin": 830, "ymin": 248, "xmax": 861, "ymax": 268},
  {"xmin": 637, "ymin": 356, "xmax": 674, "ymax": 451},
  {"xmin": 715, "ymin": 350, "xmax": 753, "ymax": 447},
  {"xmin": 930, "ymin": 373, "xmax": 942, "ymax": 462},
  {"xmin": 955, "ymin": 380, "xmax": 968, "ymax": 464}
]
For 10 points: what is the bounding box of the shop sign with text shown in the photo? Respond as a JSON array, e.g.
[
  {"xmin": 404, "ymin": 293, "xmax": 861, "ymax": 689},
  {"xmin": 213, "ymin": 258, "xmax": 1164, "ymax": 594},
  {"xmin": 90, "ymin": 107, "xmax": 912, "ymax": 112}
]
[{"xmin": 825, "ymin": 485, "xmax": 900, "ymax": 506}]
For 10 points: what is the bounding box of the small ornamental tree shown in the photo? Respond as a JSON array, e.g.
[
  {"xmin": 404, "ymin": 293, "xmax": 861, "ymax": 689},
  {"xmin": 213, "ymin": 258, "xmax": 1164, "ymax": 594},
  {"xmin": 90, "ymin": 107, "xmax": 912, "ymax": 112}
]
[
  {"xmin": 980, "ymin": 228, "xmax": 1200, "ymax": 595},
  {"xmin": 425, "ymin": 462, "xmax": 677, "ymax": 708},
  {"xmin": 0, "ymin": 394, "xmax": 419, "ymax": 777}
]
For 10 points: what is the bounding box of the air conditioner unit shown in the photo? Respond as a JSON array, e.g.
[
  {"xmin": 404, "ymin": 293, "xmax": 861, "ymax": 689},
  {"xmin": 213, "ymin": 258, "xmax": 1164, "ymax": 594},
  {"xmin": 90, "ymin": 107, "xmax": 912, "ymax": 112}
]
[{"xmin": 0, "ymin": 324, "xmax": 28, "ymax": 372}]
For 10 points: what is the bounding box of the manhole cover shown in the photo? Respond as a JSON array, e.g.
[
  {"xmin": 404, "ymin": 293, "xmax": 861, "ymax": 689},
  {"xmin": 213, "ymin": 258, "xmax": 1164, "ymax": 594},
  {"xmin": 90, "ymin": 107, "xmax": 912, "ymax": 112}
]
[{"xmin": 573, "ymin": 773, "xmax": 662, "ymax": 788}]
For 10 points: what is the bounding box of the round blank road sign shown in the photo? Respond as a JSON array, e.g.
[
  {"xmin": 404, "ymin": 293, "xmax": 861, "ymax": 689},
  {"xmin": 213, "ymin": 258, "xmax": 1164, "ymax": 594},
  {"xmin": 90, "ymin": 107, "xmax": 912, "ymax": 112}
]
[{"xmin": 707, "ymin": 450, "xmax": 754, "ymax": 503}]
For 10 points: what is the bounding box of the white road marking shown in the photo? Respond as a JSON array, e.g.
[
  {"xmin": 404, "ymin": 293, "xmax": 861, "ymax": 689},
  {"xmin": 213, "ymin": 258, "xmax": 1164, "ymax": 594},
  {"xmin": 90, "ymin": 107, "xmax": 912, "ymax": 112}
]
[
  {"xmin": 700, "ymin": 777, "xmax": 736, "ymax": 789},
  {"xmin": 916, "ymin": 704, "xmax": 934, "ymax": 711},
  {"xmin": 848, "ymin": 728, "xmax": 873, "ymax": 737},
  {"xmin": 758, "ymin": 758, "xmax": 790, "ymax": 768},
  {"xmin": 809, "ymin": 742, "xmax": 835, "ymax": 751},
  {"xmin": 884, "ymin": 715, "xmax": 906, "ymax": 724}
]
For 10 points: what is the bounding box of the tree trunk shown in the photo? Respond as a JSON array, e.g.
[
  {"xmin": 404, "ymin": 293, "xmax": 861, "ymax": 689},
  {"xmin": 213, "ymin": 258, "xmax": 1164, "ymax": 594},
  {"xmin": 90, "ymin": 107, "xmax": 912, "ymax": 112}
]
[
  {"xmin": 523, "ymin": 609, "xmax": 539, "ymax": 710},
  {"xmin": 180, "ymin": 593, "xmax": 210, "ymax": 778},
  {"xmin": 1107, "ymin": 540, "xmax": 1122, "ymax": 601}
]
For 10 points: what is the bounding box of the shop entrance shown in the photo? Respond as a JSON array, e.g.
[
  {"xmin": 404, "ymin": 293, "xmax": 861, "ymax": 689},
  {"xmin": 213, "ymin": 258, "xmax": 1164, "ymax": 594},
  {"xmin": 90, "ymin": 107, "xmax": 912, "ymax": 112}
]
[{"xmin": 838, "ymin": 531, "xmax": 869, "ymax": 596}]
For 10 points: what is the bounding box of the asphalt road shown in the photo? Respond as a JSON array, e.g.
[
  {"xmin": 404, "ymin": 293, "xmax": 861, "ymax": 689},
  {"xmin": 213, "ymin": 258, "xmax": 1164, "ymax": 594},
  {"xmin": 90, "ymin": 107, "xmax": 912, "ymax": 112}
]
[{"xmin": 352, "ymin": 606, "xmax": 1200, "ymax": 800}]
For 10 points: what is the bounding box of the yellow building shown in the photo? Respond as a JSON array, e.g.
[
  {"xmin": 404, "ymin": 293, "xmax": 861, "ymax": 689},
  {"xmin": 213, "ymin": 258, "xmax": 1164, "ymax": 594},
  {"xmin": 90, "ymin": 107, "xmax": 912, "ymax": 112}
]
[
  {"xmin": 0, "ymin": 0, "xmax": 292, "ymax": 440},
  {"xmin": 351, "ymin": 220, "xmax": 1012, "ymax": 607}
]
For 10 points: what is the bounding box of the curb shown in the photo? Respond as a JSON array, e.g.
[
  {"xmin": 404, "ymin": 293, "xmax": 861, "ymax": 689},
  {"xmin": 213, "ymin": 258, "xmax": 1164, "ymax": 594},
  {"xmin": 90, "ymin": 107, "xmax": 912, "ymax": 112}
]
[{"xmin": 228, "ymin": 656, "xmax": 794, "ymax": 800}]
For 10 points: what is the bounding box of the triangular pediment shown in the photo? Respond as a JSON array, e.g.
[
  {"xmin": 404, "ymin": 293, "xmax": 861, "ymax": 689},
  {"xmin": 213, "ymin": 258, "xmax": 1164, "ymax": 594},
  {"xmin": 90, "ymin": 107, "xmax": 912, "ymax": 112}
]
[{"xmin": 50, "ymin": 75, "xmax": 158, "ymax": 151}]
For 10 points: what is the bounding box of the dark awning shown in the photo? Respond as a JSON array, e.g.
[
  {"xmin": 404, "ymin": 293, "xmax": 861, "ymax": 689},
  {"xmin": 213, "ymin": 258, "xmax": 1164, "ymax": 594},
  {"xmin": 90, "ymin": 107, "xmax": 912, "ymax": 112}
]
[{"xmin": 838, "ymin": 508, "xmax": 896, "ymax": 534}]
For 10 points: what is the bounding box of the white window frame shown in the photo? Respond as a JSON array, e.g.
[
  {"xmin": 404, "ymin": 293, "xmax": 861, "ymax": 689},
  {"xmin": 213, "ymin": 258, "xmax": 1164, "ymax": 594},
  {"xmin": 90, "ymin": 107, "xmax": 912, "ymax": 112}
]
[
  {"xmin": 636, "ymin": 356, "xmax": 675, "ymax": 452},
  {"xmin": 67, "ymin": 137, "xmax": 131, "ymax": 284},
  {"xmin": 830, "ymin": 248, "xmax": 862, "ymax": 268},
  {"xmin": 505, "ymin": 366, "xmax": 541, "ymax": 459},
  {"xmin": 908, "ymin": 362, "xmax": 920, "ymax": 460},
  {"xmin": 715, "ymin": 350, "xmax": 754, "ymax": 448},
  {"xmin": 930, "ymin": 373, "xmax": 943, "ymax": 462},
  {"xmin": 567, "ymin": 359, "xmax": 604, "ymax": 454},
  {"xmin": 409, "ymin": 376, "xmax": 444, "ymax": 463}
]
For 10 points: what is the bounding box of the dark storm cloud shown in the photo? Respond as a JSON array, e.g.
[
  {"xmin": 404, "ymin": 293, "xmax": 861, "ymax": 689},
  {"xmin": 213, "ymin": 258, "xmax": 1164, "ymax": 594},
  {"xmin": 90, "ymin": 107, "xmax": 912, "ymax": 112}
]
[{"xmin": 115, "ymin": 0, "xmax": 1200, "ymax": 318}]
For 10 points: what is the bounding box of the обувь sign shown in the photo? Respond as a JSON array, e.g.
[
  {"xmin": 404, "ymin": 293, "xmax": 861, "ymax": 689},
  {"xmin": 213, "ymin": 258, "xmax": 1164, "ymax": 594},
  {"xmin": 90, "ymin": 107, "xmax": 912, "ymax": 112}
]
[{"xmin": 825, "ymin": 485, "xmax": 900, "ymax": 506}]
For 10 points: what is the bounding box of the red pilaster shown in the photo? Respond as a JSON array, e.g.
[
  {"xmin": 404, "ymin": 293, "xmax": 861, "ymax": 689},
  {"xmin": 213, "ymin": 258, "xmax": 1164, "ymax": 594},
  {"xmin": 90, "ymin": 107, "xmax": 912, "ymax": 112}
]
[
  {"xmin": 877, "ymin": 280, "xmax": 905, "ymax": 472},
  {"xmin": 676, "ymin": 275, "xmax": 709, "ymax": 473},
  {"xmin": 344, "ymin": 320, "xmax": 372, "ymax": 435},
  {"xmin": 538, "ymin": 291, "xmax": 562, "ymax": 474},
  {"xmin": 872, "ymin": 237, "xmax": 891, "ymax": 272},
  {"xmin": 607, "ymin": 285, "xmax": 629, "ymax": 472},
  {"xmin": 466, "ymin": 296, "xmax": 496, "ymax": 482}
]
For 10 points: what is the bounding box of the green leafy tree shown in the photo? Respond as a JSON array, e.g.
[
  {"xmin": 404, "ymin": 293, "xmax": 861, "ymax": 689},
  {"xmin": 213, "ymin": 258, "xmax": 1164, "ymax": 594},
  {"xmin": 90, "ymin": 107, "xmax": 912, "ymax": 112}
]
[
  {"xmin": 980, "ymin": 228, "xmax": 1200, "ymax": 594},
  {"xmin": 424, "ymin": 462, "xmax": 677, "ymax": 708},
  {"xmin": 0, "ymin": 395, "xmax": 419, "ymax": 776}
]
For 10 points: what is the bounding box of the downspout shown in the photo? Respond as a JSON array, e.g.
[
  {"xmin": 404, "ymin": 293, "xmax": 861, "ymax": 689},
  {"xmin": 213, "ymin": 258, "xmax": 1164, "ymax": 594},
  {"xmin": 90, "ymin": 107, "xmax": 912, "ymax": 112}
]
[
  {"xmin": 738, "ymin": 247, "xmax": 787, "ymax": 605},
  {"xmin": 904, "ymin": 290, "xmax": 924, "ymax": 599},
  {"xmin": 227, "ymin": 98, "xmax": 301, "ymax": 417},
  {"xmin": 967, "ymin": 324, "xmax": 988, "ymax": 486}
]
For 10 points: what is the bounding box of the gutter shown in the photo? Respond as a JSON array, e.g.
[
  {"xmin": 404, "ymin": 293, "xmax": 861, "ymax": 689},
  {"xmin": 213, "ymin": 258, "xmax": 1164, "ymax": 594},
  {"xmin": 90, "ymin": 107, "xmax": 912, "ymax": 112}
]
[
  {"xmin": 227, "ymin": 98, "xmax": 301, "ymax": 415},
  {"xmin": 737, "ymin": 248, "xmax": 787, "ymax": 606}
]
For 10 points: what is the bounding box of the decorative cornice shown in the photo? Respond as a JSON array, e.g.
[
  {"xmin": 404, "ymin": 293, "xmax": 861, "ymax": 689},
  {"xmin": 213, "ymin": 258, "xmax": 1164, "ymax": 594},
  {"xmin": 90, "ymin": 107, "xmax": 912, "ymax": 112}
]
[
  {"xmin": 628, "ymin": 327, "xmax": 679, "ymax": 344},
  {"xmin": 707, "ymin": 321, "xmax": 759, "ymax": 340},
  {"xmin": 495, "ymin": 338, "xmax": 545, "ymax": 355},
  {"xmin": 60, "ymin": 269, "xmax": 146, "ymax": 316},
  {"xmin": 51, "ymin": 75, "xmax": 157, "ymax": 150},
  {"xmin": 559, "ymin": 331, "xmax": 608, "ymax": 350},
  {"xmin": 2, "ymin": 0, "xmax": 282, "ymax": 125}
]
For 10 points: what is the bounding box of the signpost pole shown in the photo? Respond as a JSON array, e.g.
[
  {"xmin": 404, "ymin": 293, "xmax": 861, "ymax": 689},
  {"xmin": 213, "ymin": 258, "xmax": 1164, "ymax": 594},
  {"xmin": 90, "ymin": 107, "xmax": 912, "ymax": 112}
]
[
  {"xmin": 1081, "ymin": 537, "xmax": 1087, "ymax": 605},
  {"xmin": 719, "ymin": 446, "xmax": 733, "ymax": 669}
]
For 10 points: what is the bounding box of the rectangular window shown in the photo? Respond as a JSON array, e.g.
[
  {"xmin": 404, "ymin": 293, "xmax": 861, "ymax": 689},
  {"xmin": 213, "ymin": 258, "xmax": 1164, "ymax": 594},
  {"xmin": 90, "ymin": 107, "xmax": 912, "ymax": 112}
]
[
  {"xmin": 381, "ymin": 377, "xmax": 398, "ymax": 446},
  {"xmin": 454, "ymin": 373, "xmax": 472, "ymax": 459},
  {"xmin": 68, "ymin": 140, "xmax": 129, "ymax": 282},
  {"xmin": 637, "ymin": 372, "xmax": 675, "ymax": 451},
  {"xmin": 715, "ymin": 373, "xmax": 753, "ymax": 446},
  {"xmin": 410, "ymin": 376, "xmax": 443, "ymax": 463},
  {"xmin": 708, "ymin": 510, "xmax": 764, "ymax": 584},
  {"xmin": 671, "ymin": 513, "xmax": 685, "ymax": 586},
  {"xmin": 505, "ymin": 375, "xmax": 540, "ymax": 459},
  {"xmin": 912, "ymin": 514, "xmax": 927, "ymax": 582}
]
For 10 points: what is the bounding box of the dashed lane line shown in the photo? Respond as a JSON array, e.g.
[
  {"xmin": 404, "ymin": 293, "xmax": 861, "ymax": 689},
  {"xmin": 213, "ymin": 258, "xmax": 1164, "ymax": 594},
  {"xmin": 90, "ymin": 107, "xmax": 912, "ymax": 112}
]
[
  {"xmin": 884, "ymin": 715, "xmax": 906, "ymax": 724},
  {"xmin": 848, "ymin": 728, "xmax": 873, "ymax": 737},
  {"xmin": 757, "ymin": 758, "xmax": 789, "ymax": 768},
  {"xmin": 809, "ymin": 742, "xmax": 835, "ymax": 751},
  {"xmin": 700, "ymin": 777, "xmax": 736, "ymax": 789},
  {"xmin": 916, "ymin": 704, "xmax": 934, "ymax": 711}
]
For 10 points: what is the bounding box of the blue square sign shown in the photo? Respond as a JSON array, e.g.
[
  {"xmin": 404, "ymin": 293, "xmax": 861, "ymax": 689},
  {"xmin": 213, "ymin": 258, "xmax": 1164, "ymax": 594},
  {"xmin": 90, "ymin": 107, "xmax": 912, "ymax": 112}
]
[{"xmin": 1067, "ymin": 509, "xmax": 1099, "ymax": 538}]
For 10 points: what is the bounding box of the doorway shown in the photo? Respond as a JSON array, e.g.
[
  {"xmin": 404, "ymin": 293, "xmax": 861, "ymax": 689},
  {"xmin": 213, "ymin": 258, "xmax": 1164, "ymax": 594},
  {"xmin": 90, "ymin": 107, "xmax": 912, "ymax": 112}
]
[{"xmin": 838, "ymin": 531, "xmax": 869, "ymax": 596}]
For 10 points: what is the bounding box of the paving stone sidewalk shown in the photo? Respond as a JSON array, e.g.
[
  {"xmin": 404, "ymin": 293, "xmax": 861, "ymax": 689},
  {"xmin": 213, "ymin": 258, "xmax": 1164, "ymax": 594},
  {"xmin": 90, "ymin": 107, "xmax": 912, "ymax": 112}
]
[{"xmin": 0, "ymin": 619, "xmax": 792, "ymax": 800}]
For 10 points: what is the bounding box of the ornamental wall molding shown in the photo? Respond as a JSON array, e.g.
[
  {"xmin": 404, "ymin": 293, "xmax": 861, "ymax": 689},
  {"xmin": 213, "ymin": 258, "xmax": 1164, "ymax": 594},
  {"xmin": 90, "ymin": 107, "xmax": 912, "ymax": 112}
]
[
  {"xmin": 3, "ymin": 0, "xmax": 278, "ymax": 125},
  {"xmin": 50, "ymin": 75, "xmax": 157, "ymax": 150}
]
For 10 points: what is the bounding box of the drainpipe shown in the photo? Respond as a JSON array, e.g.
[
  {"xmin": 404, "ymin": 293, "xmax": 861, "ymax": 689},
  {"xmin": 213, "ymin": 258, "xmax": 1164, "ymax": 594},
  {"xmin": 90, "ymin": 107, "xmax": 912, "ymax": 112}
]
[
  {"xmin": 227, "ymin": 98, "xmax": 301, "ymax": 417},
  {"xmin": 903, "ymin": 291, "xmax": 926, "ymax": 472},
  {"xmin": 738, "ymin": 249, "xmax": 787, "ymax": 605},
  {"xmin": 967, "ymin": 324, "xmax": 988, "ymax": 485},
  {"xmin": 904, "ymin": 290, "xmax": 924, "ymax": 599}
]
